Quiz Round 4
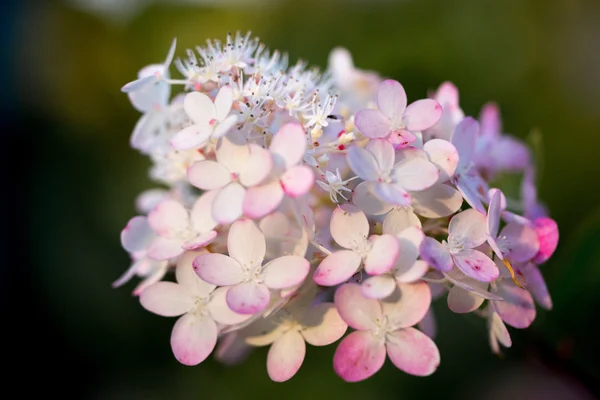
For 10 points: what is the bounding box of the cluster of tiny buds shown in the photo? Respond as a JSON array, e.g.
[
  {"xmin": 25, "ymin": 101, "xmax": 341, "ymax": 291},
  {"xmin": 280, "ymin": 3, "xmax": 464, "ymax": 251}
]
[{"xmin": 116, "ymin": 32, "xmax": 559, "ymax": 382}]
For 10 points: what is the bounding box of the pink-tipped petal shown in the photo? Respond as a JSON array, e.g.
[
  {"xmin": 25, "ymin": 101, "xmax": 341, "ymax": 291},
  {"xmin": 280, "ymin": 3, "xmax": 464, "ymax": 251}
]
[
  {"xmin": 121, "ymin": 216, "xmax": 154, "ymax": 253},
  {"xmin": 187, "ymin": 160, "xmax": 231, "ymax": 190},
  {"xmin": 139, "ymin": 282, "xmax": 193, "ymax": 317},
  {"xmin": 479, "ymin": 102, "xmax": 500, "ymax": 136},
  {"xmin": 364, "ymin": 234, "xmax": 399, "ymax": 275},
  {"xmin": 313, "ymin": 250, "xmax": 362, "ymax": 287},
  {"xmin": 270, "ymin": 123, "xmax": 307, "ymax": 169},
  {"xmin": 243, "ymin": 181, "xmax": 285, "ymax": 219},
  {"xmin": 452, "ymin": 249, "xmax": 499, "ymax": 282},
  {"xmin": 423, "ymin": 139, "xmax": 459, "ymax": 182},
  {"xmin": 333, "ymin": 331, "xmax": 386, "ymax": 382},
  {"xmin": 238, "ymin": 144, "xmax": 273, "ymax": 187},
  {"xmin": 420, "ymin": 237, "xmax": 453, "ymax": 272},
  {"xmin": 447, "ymin": 286, "xmax": 485, "ymax": 313},
  {"xmin": 377, "ymin": 79, "xmax": 407, "ymax": 120},
  {"xmin": 533, "ymin": 217, "xmax": 559, "ymax": 264},
  {"xmin": 226, "ymin": 282, "xmax": 270, "ymax": 314},
  {"xmin": 493, "ymin": 282, "xmax": 536, "ymax": 329},
  {"xmin": 171, "ymin": 313, "xmax": 218, "ymax": 366},
  {"xmin": 352, "ymin": 181, "xmax": 394, "ymax": 215},
  {"xmin": 361, "ymin": 275, "xmax": 397, "ymax": 299},
  {"xmin": 192, "ymin": 253, "xmax": 244, "ymax": 286},
  {"xmin": 382, "ymin": 208, "xmax": 422, "ymax": 236},
  {"xmin": 404, "ymin": 99, "xmax": 443, "ymax": 131},
  {"xmin": 281, "ymin": 165, "xmax": 314, "ymax": 197},
  {"xmin": 148, "ymin": 199, "xmax": 189, "ymax": 237},
  {"xmin": 301, "ymin": 303, "xmax": 348, "ymax": 346},
  {"xmin": 227, "ymin": 219, "xmax": 266, "ymax": 269},
  {"xmin": 170, "ymin": 124, "xmax": 212, "ymax": 150},
  {"xmin": 435, "ymin": 82, "xmax": 460, "ymax": 108},
  {"xmin": 346, "ymin": 145, "xmax": 381, "ymax": 181},
  {"xmin": 330, "ymin": 204, "xmax": 369, "ymax": 250},
  {"xmin": 354, "ymin": 109, "xmax": 391, "ymax": 139},
  {"xmin": 212, "ymin": 182, "xmax": 245, "ymax": 224},
  {"xmin": 267, "ymin": 330, "xmax": 306, "ymax": 382},
  {"xmin": 366, "ymin": 139, "xmax": 395, "ymax": 174},
  {"xmin": 449, "ymin": 209, "xmax": 488, "ymax": 249},
  {"xmin": 374, "ymin": 182, "xmax": 411, "ymax": 206},
  {"xmin": 411, "ymin": 184, "xmax": 463, "ymax": 218},
  {"xmin": 381, "ymin": 282, "xmax": 431, "ymax": 328},
  {"xmin": 208, "ymin": 287, "xmax": 252, "ymax": 326},
  {"xmin": 262, "ymin": 255, "xmax": 310, "ymax": 289},
  {"xmin": 392, "ymin": 157, "xmax": 439, "ymax": 192},
  {"xmin": 334, "ymin": 283, "xmax": 382, "ymax": 330},
  {"xmin": 386, "ymin": 327, "xmax": 440, "ymax": 376},
  {"xmin": 182, "ymin": 231, "xmax": 217, "ymax": 250}
]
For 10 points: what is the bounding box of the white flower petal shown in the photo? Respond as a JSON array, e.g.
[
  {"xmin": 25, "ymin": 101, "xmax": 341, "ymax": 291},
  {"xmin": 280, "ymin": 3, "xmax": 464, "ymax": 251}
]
[
  {"xmin": 227, "ymin": 219, "xmax": 266, "ymax": 269},
  {"xmin": 139, "ymin": 282, "xmax": 193, "ymax": 317}
]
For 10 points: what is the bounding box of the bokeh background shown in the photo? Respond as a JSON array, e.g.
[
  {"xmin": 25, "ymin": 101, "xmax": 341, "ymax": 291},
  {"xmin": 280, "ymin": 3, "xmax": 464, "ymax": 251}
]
[{"xmin": 7, "ymin": 0, "xmax": 600, "ymax": 398}]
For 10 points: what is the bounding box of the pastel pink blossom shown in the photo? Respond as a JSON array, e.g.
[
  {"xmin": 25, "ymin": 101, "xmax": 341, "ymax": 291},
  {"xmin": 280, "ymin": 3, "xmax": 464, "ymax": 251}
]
[
  {"xmin": 354, "ymin": 79, "xmax": 442, "ymax": 148},
  {"xmin": 333, "ymin": 282, "xmax": 439, "ymax": 382},
  {"xmin": 313, "ymin": 204, "xmax": 399, "ymax": 286},
  {"xmin": 193, "ymin": 219, "xmax": 310, "ymax": 314}
]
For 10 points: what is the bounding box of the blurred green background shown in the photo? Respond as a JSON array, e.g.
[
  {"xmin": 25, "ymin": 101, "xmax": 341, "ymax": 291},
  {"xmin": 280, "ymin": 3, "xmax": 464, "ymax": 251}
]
[{"xmin": 9, "ymin": 0, "xmax": 600, "ymax": 398}]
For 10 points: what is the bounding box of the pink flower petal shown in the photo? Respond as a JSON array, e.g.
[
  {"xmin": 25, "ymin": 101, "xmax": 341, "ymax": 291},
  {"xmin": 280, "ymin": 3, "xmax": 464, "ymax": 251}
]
[
  {"xmin": 447, "ymin": 286, "xmax": 485, "ymax": 313},
  {"xmin": 281, "ymin": 165, "xmax": 314, "ymax": 197},
  {"xmin": 394, "ymin": 226, "xmax": 425, "ymax": 270},
  {"xmin": 207, "ymin": 287, "xmax": 252, "ymax": 326},
  {"xmin": 267, "ymin": 330, "xmax": 306, "ymax": 382},
  {"xmin": 215, "ymin": 135, "xmax": 249, "ymax": 172},
  {"xmin": 352, "ymin": 181, "xmax": 393, "ymax": 215},
  {"xmin": 184, "ymin": 91, "xmax": 216, "ymax": 125},
  {"xmin": 361, "ymin": 275, "xmax": 397, "ymax": 299},
  {"xmin": 139, "ymin": 282, "xmax": 193, "ymax": 317},
  {"xmin": 377, "ymin": 79, "xmax": 407, "ymax": 120},
  {"xmin": 238, "ymin": 144, "xmax": 273, "ymax": 187},
  {"xmin": 171, "ymin": 313, "xmax": 218, "ymax": 366},
  {"xmin": 411, "ymin": 184, "xmax": 463, "ymax": 218},
  {"xmin": 381, "ymin": 282, "xmax": 431, "ymax": 328},
  {"xmin": 452, "ymin": 249, "xmax": 499, "ymax": 282},
  {"xmin": 388, "ymin": 129, "xmax": 416, "ymax": 148},
  {"xmin": 487, "ymin": 189, "xmax": 503, "ymax": 239},
  {"xmin": 403, "ymin": 99, "xmax": 442, "ymax": 131},
  {"xmin": 226, "ymin": 282, "xmax": 270, "ymax": 314},
  {"xmin": 346, "ymin": 145, "xmax": 380, "ymax": 181},
  {"xmin": 147, "ymin": 236, "xmax": 184, "ymax": 260},
  {"xmin": 499, "ymin": 223, "xmax": 540, "ymax": 263},
  {"xmin": 330, "ymin": 204, "xmax": 369, "ymax": 250},
  {"xmin": 489, "ymin": 311, "xmax": 512, "ymax": 354},
  {"xmin": 313, "ymin": 250, "xmax": 362, "ymax": 287},
  {"xmin": 170, "ymin": 124, "xmax": 212, "ymax": 150},
  {"xmin": 261, "ymin": 255, "xmax": 309, "ymax": 289},
  {"xmin": 493, "ymin": 282, "xmax": 536, "ymax": 329},
  {"xmin": 455, "ymin": 174, "xmax": 486, "ymax": 214},
  {"xmin": 214, "ymin": 85, "xmax": 233, "ymax": 121},
  {"xmin": 420, "ymin": 237, "xmax": 453, "ymax": 272},
  {"xmin": 192, "ymin": 253, "xmax": 244, "ymax": 286},
  {"xmin": 391, "ymin": 157, "xmax": 439, "ymax": 192},
  {"xmin": 521, "ymin": 263, "xmax": 552, "ymax": 310},
  {"xmin": 382, "ymin": 208, "xmax": 422, "ymax": 236},
  {"xmin": 364, "ymin": 234, "xmax": 399, "ymax": 275},
  {"xmin": 354, "ymin": 109, "xmax": 391, "ymax": 139},
  {"xmin": 451, "ymin": 117, "xmax": 479, "ymax": 164},
  {"xmin": 435, "ymin": 81, "xmax": 460, "ymax": 109},
  {"xmin": 334, "ymin": 283, "xmax": 381, "ymax": 330},
  {"xmin": 333, "ymin": 331, "xmax": 386, "ymax": 382},
  {"xmin": 366, "ymin": 139, "xmax": 395, "ymax": 174},
  {"xmin": 423, "ymin": 139, "xmax": 459, "ymax": 183},
  {"xmin": 176, "ymin": 250, "xmax": 216, "ymax": 295},
  {"xmin": 301, "ymin": 303, "xmax": 348, "ymax": 346},
  {"xmin": 121, "ymin": 216, "xmax": 154, "ymax": 253},
  {"xmin": 386, "ymin": 327, "xmax": 440, "ymax": 376},
  {"xmin": 395, "ymin": 260, "xmax": 429, "ymax": 283},
  {"xmin": 212, "ymin": 182, "xmax": 245, "ymax": 224},
  {"xmin": 533, "ymin": 217, "xmax": 559, "ymax": 264},
  {"xmin": 187, "ymin": 160, "xmax": 231, "ymax": 190},
  {"xmin": 182, "ymin": 231, "xmax": 217, "ymax": 250},
  {"xmin": 227, "ymin": 219, "xmax": 266, "ymax": 269},
  {"xmin": 449, "ymin": 209, "xmax": 487, "ymax": 249},
  {"xmin": 374, "ymin": 182, "xmax": 411, "ymax": 206},
  {"xmin": 190, "ymin": 190, "xmax": 218, "ymax": 233},
  {"xmin": 148, "ymin": 199, "xmax": 189, "ymax": 238},
  {"xmin": 479, "ymin": 102, "xmax": 500, "ymax": 137},
  {"xmin": 243, "ymin": 181, "xmax": 285, "ymax": 219},
  {"xmin": 270, "ymin": 123, "xmax": 307, "ymax": 169}
]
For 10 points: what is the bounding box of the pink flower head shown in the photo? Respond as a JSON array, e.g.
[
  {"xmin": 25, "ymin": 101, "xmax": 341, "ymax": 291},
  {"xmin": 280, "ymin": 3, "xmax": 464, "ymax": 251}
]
[
  {"xmin": 243, "ymin": 123, "xmax": 315, "ymax": 219},
  {"xmin": 139, "ymin": 251, "xmax": 250, "ymax": 365},
  {"xmin": 420, "ymin": 209, "xmax": 499, "ymax": 282},
  {"xmin": 193, "ymin": 219, "xmax": 310, "ymax": 314},
  {"xmin": 333, "ymin": 282, "xmax": 440, "ymax": 382},
  {"xmin": 313, "ymin": 204, "xmax": 399, "ymax": 286},
  {"xmin": 170, "ymin": 86, "xmax": 239, "ymax": 150},
  {"xmin": 354, "ymin": 79, "xmax": 442, "ymax": 148},
  {"xmin": 188, "ymin": 136, "xmax": 273, "ymax": 224},
  {"xmin": 348, "ymin": 139, "xmax": 439, "ymax": 207}
]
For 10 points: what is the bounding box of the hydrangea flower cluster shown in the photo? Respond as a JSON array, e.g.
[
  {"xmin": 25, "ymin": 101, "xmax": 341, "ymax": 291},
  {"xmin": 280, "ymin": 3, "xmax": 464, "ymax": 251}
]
[{"xmin": 116, "ymin": 33, "xmax": 559, "ymax": 382}]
